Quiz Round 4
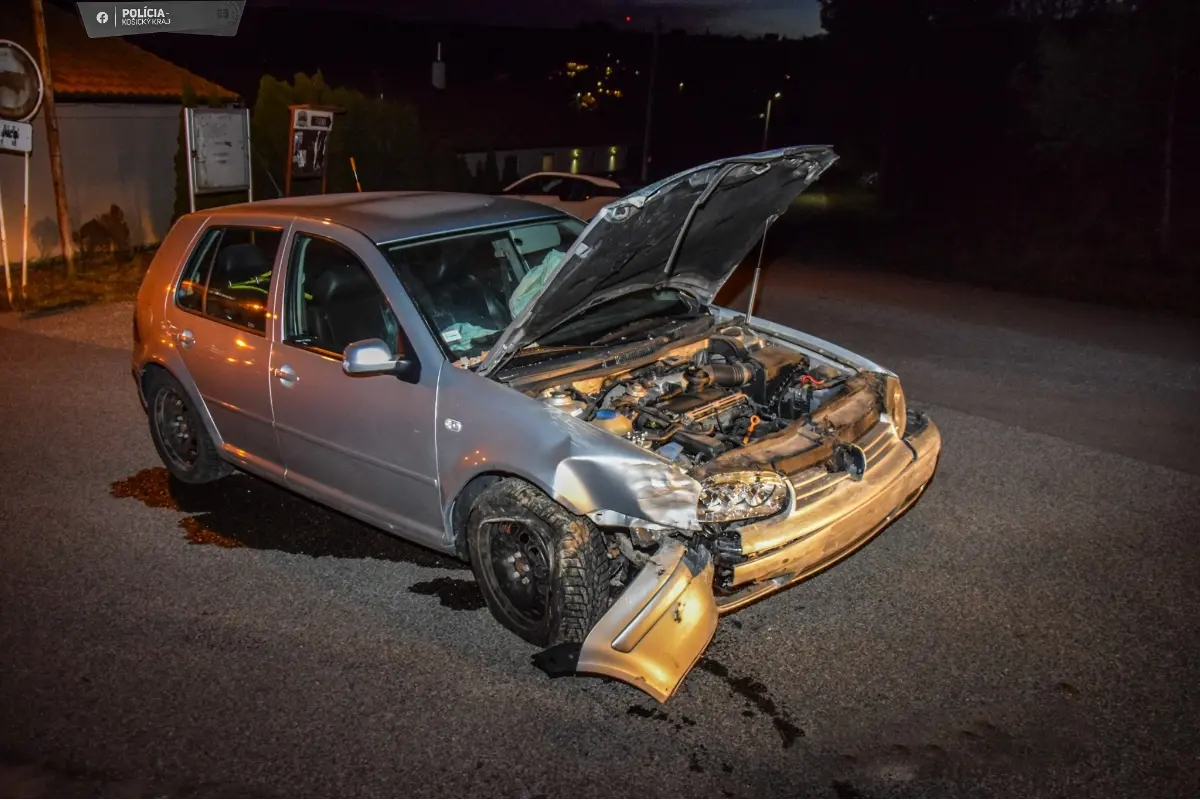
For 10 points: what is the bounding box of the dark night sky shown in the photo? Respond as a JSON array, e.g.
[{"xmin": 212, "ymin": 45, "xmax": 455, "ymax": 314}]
[{"xmin": 252, "ymin": 0, "xmax": 824, "ymax": 38}]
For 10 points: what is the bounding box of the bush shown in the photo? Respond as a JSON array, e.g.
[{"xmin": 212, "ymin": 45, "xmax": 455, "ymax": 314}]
[{"xmin": 251, "ymin": 72, "xmax": 470, "ymax": 197}]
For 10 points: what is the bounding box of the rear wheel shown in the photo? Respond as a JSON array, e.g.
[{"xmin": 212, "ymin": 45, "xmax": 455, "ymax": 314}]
[
  {"xmin": 144, "ymin": 370, "xmax": 232, "ymax": 485},
  {"xmin": 467, "ymin": 479, "xmax": 611, "ymax": 647}
]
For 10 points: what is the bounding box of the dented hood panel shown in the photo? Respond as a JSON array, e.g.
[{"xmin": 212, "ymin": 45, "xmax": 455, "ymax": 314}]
[
  {"xmin": 576, "ymin": 539, "xmax": 719, "ymax": 703},
  {"xmin": 478, "ymin": 145, "xmax": 838, "ymax": 376}
]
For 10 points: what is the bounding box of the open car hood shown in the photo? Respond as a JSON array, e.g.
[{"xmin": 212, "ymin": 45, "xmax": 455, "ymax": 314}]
[{"xmin": 478, "ymin": 145, "xmax": 838, "ymax": 377}]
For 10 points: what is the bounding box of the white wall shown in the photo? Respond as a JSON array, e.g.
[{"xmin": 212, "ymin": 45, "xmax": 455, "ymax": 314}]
[
  {"xmin": 464, "ymin": 145, "xmax": 627, "ymax": 185},
  {"xmin": 0, "ymin": 103, "xmax": 180, "ymax": 264}
]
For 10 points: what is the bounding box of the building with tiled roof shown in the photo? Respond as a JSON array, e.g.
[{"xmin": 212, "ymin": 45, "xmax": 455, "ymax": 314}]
[
  {"xmin": 1, "ymin": 1, "xmax": 239, "ymax": 261},
  {"xmin": 3, "ymin": 1, "xmax": 237, "ymax": 102}
]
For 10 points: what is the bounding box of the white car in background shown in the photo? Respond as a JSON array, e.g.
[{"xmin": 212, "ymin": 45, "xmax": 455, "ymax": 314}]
[{"xmin": 501, "ymin": 172, "xmax": 627, "ymax": 220}]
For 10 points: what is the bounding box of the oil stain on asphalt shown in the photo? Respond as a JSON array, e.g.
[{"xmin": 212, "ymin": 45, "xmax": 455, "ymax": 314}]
[
  {"xmin": 409, "ymin": 577, "xmax": 485, "ymax": 610},
  {"xmin": 698, "ymin": 657, "xmax": 805, "ymax": 748},
  {"xmin": 110, "ymin": 467, "xmax": 467, "ymax": 569}
]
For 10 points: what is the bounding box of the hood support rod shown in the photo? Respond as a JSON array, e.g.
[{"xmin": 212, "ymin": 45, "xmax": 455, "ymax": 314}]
[{"xmin": 746, "ymin": 216, "xmax": 772, "ymax": 326}]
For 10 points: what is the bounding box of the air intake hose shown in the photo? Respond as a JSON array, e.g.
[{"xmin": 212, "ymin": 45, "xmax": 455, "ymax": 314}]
[{"xmin": 706, "ymin": 362, "xmax": 755, "ymax": 387}]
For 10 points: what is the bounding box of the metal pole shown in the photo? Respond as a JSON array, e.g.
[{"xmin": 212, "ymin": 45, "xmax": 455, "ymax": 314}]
[
  {"xmin": 762, "ymin": 97, "xmax": 773, "ymax": 150},
  {"xmin": 21, "ymin": 150, "xmax": 30, "ymax": 295},
  {"xmin": 183, "ymin": 107, "xmax": 197, "ymax": 213},
  {"xmin": 244, "ymin": 108, "xmax": 254, "ymax": 202},
  {"xmin": 640, "ymin": 16, "xmax": 661, "ymax": 184},
  {"xmin": 746, "ymin": 217, "xmax": 773, "ymax": 325},
  {"xmin": 31, "ymin": 0, "xmax": 76, "ymax": 279},
  {"xmin": 350, "ymin": 157, "xmax": 362, "ymax": 192},
  {"xmin": 284, "ymin": 109, "xmax": 295, "ymax": 197},
  {"xmin": 1, "ymin": 178, "xmax": 10, "ymax": 307}
]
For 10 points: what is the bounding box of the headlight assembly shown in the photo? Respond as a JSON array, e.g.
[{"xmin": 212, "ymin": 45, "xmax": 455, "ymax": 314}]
[
  {"xmin": 696, "ymin": 471, "xmax": 789, "ymax": 523},
  {"xmin": 884, "ymin": 375, "xmax": 907, "ymax": 439}
]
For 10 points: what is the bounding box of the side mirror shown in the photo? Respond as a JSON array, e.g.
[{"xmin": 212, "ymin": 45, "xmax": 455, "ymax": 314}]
[{"xmin": 342, "ymin": 338, "xmax": 416, "ymax": 379}]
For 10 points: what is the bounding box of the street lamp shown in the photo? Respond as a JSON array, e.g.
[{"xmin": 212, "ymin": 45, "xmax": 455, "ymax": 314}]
[{"xmin": 762, "ymin": 91, "xmax": 781, "ymax": 150}]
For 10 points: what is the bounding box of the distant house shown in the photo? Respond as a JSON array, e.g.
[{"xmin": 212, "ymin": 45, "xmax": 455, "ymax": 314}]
[
  {"xmin": 410, "ymin": 84, "xmax": 635, "ymax": 185},
  {"xmin": 460, "ymin": 145, "xmax": 629, "ymax": 185},
  {"xmin": 0, "ymin": 2, "xmax": 237, "ymax": 262}
]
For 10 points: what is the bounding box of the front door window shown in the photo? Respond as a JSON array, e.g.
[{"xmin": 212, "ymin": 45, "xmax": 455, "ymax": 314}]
[{"xmin": 283, "ymin": 233, "xmax": 402, "ymax": 358}]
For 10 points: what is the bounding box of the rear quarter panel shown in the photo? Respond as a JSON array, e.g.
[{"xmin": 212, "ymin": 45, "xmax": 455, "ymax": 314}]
[{"xmin": 132, "ymin": 215, "xmax": 216, "ymax": 432}]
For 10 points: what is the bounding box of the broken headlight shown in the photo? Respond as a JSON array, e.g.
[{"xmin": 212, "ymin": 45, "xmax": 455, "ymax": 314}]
[
  {"xmin": 884, "ymin": 375, "xmax": 907, "ymax": 440},
  {"xmin": 696, "ymin": 471, "xmax": 789, "ymax": 523}
]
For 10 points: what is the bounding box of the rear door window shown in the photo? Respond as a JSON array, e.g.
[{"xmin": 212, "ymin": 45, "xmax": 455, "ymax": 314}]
[{"xmin": 175, "ymin": 226, "xmax": 283, "ymax": 335}]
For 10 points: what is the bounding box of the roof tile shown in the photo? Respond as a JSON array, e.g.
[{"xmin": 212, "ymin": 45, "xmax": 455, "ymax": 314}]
[{"xmin": 2, "ymin": 2, "xmax": 236, "ymax": 102}]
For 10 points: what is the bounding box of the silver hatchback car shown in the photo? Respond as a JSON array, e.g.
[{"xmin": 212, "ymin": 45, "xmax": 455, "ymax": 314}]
[{"xmin": 132, "ymin": 147, "xmax": 942, "ymax": 701}]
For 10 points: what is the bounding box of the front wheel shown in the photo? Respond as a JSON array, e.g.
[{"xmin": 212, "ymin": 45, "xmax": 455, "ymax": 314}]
[
  {"xmin": 467, "ymin": 479, "xmax": 611, "ymax": 647},
  {"xmin": 144, "ymin": 370, "xmax": 232, "ymax": 485}
]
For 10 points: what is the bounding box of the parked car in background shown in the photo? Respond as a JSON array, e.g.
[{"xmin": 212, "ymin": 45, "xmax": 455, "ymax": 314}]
[
  {"xmin": 131, "ymin": 146, "xmax": 942, "ymax": 703},
  {"xmin": 500, "ymin": 172, "xmax": 626, "ymax": 220}
]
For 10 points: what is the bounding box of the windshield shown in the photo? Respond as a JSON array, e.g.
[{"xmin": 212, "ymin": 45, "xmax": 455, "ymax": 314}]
[{"xmin": 381, "ymin": 217, "xmax": 585, "ymax": 364}]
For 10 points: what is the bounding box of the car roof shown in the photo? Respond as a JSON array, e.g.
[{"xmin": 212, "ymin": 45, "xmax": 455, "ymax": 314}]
[
  {"xmin": 201, "ymin": 191, "xmax": 570, "ymax": 244},
  {"xmin": 513, "ymin": 172, "xmax": 621, "ymax": 188}
]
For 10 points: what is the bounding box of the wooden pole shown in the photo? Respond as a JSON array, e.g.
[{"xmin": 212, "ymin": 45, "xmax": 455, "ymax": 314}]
[{"xmin": 31, "ymin": 0, "xmax": 76, "ymax": 279}]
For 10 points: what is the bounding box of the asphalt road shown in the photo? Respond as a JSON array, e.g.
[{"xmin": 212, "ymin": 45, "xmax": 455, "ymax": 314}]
[{"xmin": 2, "ymin": 265, "xmax": 1199, "ymax": 797}]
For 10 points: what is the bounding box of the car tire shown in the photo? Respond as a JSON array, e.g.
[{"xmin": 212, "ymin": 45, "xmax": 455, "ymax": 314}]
[
  {"xmin": 144, "ymin": 370, "xmax": 232, "ymax": 485},
  {"xmin": 467, "ymin": 478, "xmax": 611, "ymax": 647}
]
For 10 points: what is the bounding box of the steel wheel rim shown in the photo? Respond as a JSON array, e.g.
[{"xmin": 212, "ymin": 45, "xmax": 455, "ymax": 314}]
[
  {"xmin": 488, "ymin": 522, "xmax": 552, "ymax": 624},
  {"xmin": 154, "ymin": 387, "xmax": 199, "ymax": 471}
]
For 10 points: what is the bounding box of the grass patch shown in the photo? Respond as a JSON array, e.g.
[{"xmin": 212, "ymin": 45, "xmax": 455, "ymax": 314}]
[{"xmin": 0, "ymin": 251, "xmax": 152, "ymax": 315}]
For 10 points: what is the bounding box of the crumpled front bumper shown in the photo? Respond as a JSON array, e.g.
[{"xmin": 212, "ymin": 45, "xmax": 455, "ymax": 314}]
[
  {"xmin": 572, "ymin": 412, "xmax": 941, "ymax": 703},
  {"xmin": 715, "ymin": 412, "xmax": 942, "ymax": 612}
]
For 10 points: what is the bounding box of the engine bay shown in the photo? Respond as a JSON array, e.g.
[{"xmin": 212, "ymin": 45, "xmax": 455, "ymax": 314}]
[{"xmin": 533, "ymin": 325, "xmax": 855, "ymax": 466}]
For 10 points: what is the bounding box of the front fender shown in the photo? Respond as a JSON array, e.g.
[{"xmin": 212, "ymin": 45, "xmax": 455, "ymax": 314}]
[
  {"xmin": 436, "ymin": 366, "xmax": 701, "ymax": 534},
  {"xmin": 553, "ymin": 455, "xmax": 700, "ymax": 531}
]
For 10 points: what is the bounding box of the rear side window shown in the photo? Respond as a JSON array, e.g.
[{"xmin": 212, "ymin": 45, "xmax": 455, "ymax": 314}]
[{"xmin": 176, "ymin": 226, "xmax": 283, "ymax": 334}]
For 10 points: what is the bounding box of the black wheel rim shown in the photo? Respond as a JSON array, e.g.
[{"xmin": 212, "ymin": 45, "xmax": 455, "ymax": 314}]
[
  {"xmin": 153, "ymin": 387, "xmax": 199, "ymax": 471},
  {"xmin": 488, "ymin": 522, "xmax": 552, "ymax": 624}
]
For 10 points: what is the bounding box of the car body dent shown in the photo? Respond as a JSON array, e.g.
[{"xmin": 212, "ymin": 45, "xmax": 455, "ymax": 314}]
[
  {"xmin": 576, "ymin": 538, "xmax": 719, "ymax": 703},
  {"xmin": 435, "ymin": 364, "xmax": 703, "ymax": 542}
]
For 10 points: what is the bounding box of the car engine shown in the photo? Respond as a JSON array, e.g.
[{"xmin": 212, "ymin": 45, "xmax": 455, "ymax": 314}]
[{"xmin": 535, "ymin": 326, "xmax": 852, "ymax": 466}]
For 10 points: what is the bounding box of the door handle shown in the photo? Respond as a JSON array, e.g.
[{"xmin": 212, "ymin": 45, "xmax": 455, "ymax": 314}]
[
  {"xmin": 272, "ymin": 364, "xmax": 298, "ymax": 385},
  {"xmin": 176, "ymin": 329, "xmax": 195, "ymax": 349}
]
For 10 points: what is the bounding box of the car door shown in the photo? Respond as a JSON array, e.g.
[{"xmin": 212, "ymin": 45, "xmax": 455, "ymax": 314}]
[
  {"xmin": 267, "ymin": 221, "xmax": 445, "ymax": 547},
  {"xmin": 168, "ymin": 219, "xmax": 288, "ymax": 478}
]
